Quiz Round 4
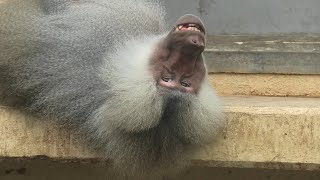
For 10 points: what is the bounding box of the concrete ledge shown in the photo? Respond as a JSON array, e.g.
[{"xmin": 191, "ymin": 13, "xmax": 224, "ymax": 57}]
[
  {"xmin": 194, "ymin": 96, "xmax": 320, "ymax": 170},
  {"xmin": 205, "ymin": 34, "xmax": 320, "ymax": 74},
  {"xmin": 1, "ymin": 96, "xmax": 320, "ymax": 172},
  {"xmin": 208, "ymin": 73, "xmax": 320, "ymax": 97},
  {"xmin": 2, "ymin": 157, "xmax": 320, "ymax": 180},
  {"xmin": 0, "ymin": 106, "xmax": 93, "ymax": 158}
]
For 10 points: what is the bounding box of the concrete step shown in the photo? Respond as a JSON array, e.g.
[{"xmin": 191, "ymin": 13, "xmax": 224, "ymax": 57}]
[
  {"xmin": 194, "ymin": 96, "xmax": 320, "ymax": 171},
  {"xmin": 0, "ymin": 95, "xmax": 320, "ymax": 177},
  {"xmin": 208, "ymin": 73, "xmax": 320, "ymax": 97},
  {"xmin": 205, "ymin": 34, "xmax": 320, "ymax": 74}
]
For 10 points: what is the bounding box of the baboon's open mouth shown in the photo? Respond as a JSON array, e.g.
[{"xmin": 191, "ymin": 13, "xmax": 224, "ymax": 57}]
[{"xmin": 175, "ymin": 23, "xmax": 203, "ymax": 33}]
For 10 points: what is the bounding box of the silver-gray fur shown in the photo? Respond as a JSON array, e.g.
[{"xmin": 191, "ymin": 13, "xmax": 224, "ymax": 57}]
[{"xmin": 0, "ymin": 0, "xmax": 224, "ymax": 177}]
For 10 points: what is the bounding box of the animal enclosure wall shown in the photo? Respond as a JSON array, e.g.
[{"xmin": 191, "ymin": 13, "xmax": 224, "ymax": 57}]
[{"xmin": 163, "ymin": 0, "xmax": 320, "ymax": 35}]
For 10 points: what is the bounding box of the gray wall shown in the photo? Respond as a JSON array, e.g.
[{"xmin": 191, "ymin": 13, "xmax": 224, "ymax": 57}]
[{"xmin": 163, "ymin": 0, "xmax": 320, "ymax": 35}]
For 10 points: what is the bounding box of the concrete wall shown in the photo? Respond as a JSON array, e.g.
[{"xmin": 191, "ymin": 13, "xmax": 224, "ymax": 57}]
[{"xmin": 163, "ymin": 0, "xmax": 320, "ymax": 34}]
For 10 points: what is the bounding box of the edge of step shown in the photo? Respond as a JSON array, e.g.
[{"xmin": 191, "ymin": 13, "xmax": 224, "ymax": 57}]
[
  {"xmin": 205, "ymin": 34, "xmax": 320, "ymax": 74},
  {"xmin": 208, "ymin": 73, "xmax": 320, "ymax": 97}
]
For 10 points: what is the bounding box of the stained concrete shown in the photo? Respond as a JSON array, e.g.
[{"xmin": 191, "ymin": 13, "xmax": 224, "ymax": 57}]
[
  {"xmin": 194, "ymin": 96, "xmax": 320, "ymax": 170},
  {"xmin": 208, "ymin": 73, "xmax": 320, "ymax": 97},
  {"xmin": 1, "ymin": 96, "xmax": 320, "ymax": 172},
  {"xmin": 1, "ymin": 159, "xmax": 320, "ymax": 180},
  {"xmin": 205, "ymin": 34, "xmax": 320, "ymax": 74}
]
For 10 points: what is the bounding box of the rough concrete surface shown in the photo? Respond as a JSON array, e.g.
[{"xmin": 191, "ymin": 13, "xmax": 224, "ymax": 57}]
[
  {"xmin": 195, "ymin": 96, "xmax": 320, "ymax": 169},
  {"xmin": 1, "ymin": 96, "xmax": 320, "ymax": 179},
  {"xmin": 2, "ymin": 158, "xmax": 320, "ymax": 180},
  {"xmin": 206, "ymin": 34, "xmax": 320, "ymax": 53},
  {"xmin": 208, "ymin": 73, "xmax": 320, "ymax": 97},
  {"xmin": 0, "ymin": 107, "xmax": 93, "ymax": 159},
  {"xmin": 205, "ymin": 34, "xmax": 320, "ymax": 74}
]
